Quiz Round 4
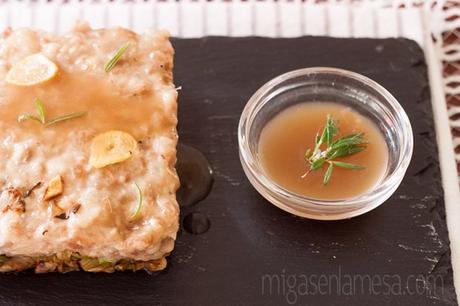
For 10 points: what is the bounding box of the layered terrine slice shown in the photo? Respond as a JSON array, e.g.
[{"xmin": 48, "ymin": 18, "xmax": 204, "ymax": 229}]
[{"xmin": 0, "ymin": 23, "xmax": 179, "ymax": 272}]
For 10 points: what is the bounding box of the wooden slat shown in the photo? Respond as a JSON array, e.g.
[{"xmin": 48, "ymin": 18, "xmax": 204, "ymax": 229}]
[
  {"xmin": 279, "ymin": 0, "xmax": 302, "ymax": 37},
  {"xmin": 82, "ymin": 2, "xmax": 107, "ymax": 30},
  {"xmin": 352, "ymin": 6, "xmax": 376, "ymax": 38},
  {"xmin": 107, "ymin": 2, "xmax": 131, "ymax": 28},
  {"xmin": 132, "ymin": 2, "xmax": 155, "ymax": 33},
  {"xmin": 303, "ymin": 4, "xmax": 327, "ymax": 36},
  {"xmin": 376, "ymin": 7, "xmax": 399, "ymax": 38},
  {"xmin": 254, "ymin": 1, "xmax": 277, "ymax": 37},
  {"xmin": 328, "ymin": 4, "xmax": 351, "ymax": 37},
  {"xmin": 156, "ymin": 1, "xmax": 179, "ymax": 36},
  {"xmin": 180, "ymin": 1, "xmax": 204, "ymax": 38},
  {"xmin": 230, "ymin": 1, "xmax": 253, "ymax": 36},
  {"xmin": 205, "ymin": 1, "xmax": 228, "ymax": 36}
]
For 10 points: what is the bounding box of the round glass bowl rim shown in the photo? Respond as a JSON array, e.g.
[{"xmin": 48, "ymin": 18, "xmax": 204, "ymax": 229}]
[{"xmin": 238, "ymin": 67, "xmax": 414, "ymax": 207}]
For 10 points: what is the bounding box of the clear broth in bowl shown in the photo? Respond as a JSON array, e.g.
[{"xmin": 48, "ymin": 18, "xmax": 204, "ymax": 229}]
[{"xmin": 258, "ymin": 102, "xmax": 389, "ymax": 200}]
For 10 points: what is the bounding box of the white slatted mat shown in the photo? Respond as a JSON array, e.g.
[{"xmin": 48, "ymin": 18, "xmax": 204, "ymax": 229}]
[
  {"xmin": 0, "ymin": 0, "xmax": 425, "ymax": 47},
  {"xmin": 131, "ymin": 2, "xmax": 154, "ymax": 33},
  {"xmin": 254, "ymin": 1, "xmax": 277, "ymax": 37},
  {"xmin": 304, "ymin": 4, "xmax": 328, "ymax": 36},
  {"xmin": 352, "ymin": 6, "xmax": 375, "ymax": 38},
  {"xmin": 82, "ymin": 3, "xmax": 107, "ymax": 30},
  {"xmin": 157, "ymin": 2, "xmax": 179, "ymax": 36},
  {"xmin": 230, "ymin": 1, "xmax": 252, "ymax": 36},
  {"xmin": 107, "ymin": 2, "xmax": 131, "ymax": 29},
  {"xmin": 279, "ymin": 1, "xmax": 302, "ymax": 37},
  {"xmin": 376, "ymin": 7, "xmax": 400, "ymax": 38},
  {"xmin": 181, "ymin": 1, "xmax": 204, "ymax": 38},
  {"xmin": 205, "ymin": 2, "xmax": 228, "ymax": 36},
  {"xmin": 329, "ymin": 4, "xmax": 351, "ymax": 37}
]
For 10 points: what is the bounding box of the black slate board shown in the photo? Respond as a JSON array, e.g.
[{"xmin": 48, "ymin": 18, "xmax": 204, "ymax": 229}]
[{"xmin": 0, "ymin": 37, "xmax": 457, "ymax": 306}]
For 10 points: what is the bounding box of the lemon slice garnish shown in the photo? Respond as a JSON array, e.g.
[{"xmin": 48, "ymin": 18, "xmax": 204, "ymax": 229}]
[
  {"xmin": 5, "ymin": 54, "xmax": 58, "ymax": 86},
  {"xmin": 90, "ymin": 131, "xmax": 138, "ymax": 168}
]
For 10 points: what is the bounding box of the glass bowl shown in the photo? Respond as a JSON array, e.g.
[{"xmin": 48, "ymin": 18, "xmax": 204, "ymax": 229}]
[{"xmin": 238, "ymin": 67, "xmax": 413, "ymax": 220}]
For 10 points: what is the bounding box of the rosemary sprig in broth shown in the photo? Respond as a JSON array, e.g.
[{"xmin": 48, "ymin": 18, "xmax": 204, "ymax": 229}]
[{"xmin": 302, "ymin": 114, "xmax": 368, "ymax": 185}]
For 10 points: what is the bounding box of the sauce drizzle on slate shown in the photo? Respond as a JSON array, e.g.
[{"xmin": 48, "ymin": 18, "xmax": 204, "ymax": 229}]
[{"xmin": 176, "ymin": 144, "xmax": 213, "ymax": 207}]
